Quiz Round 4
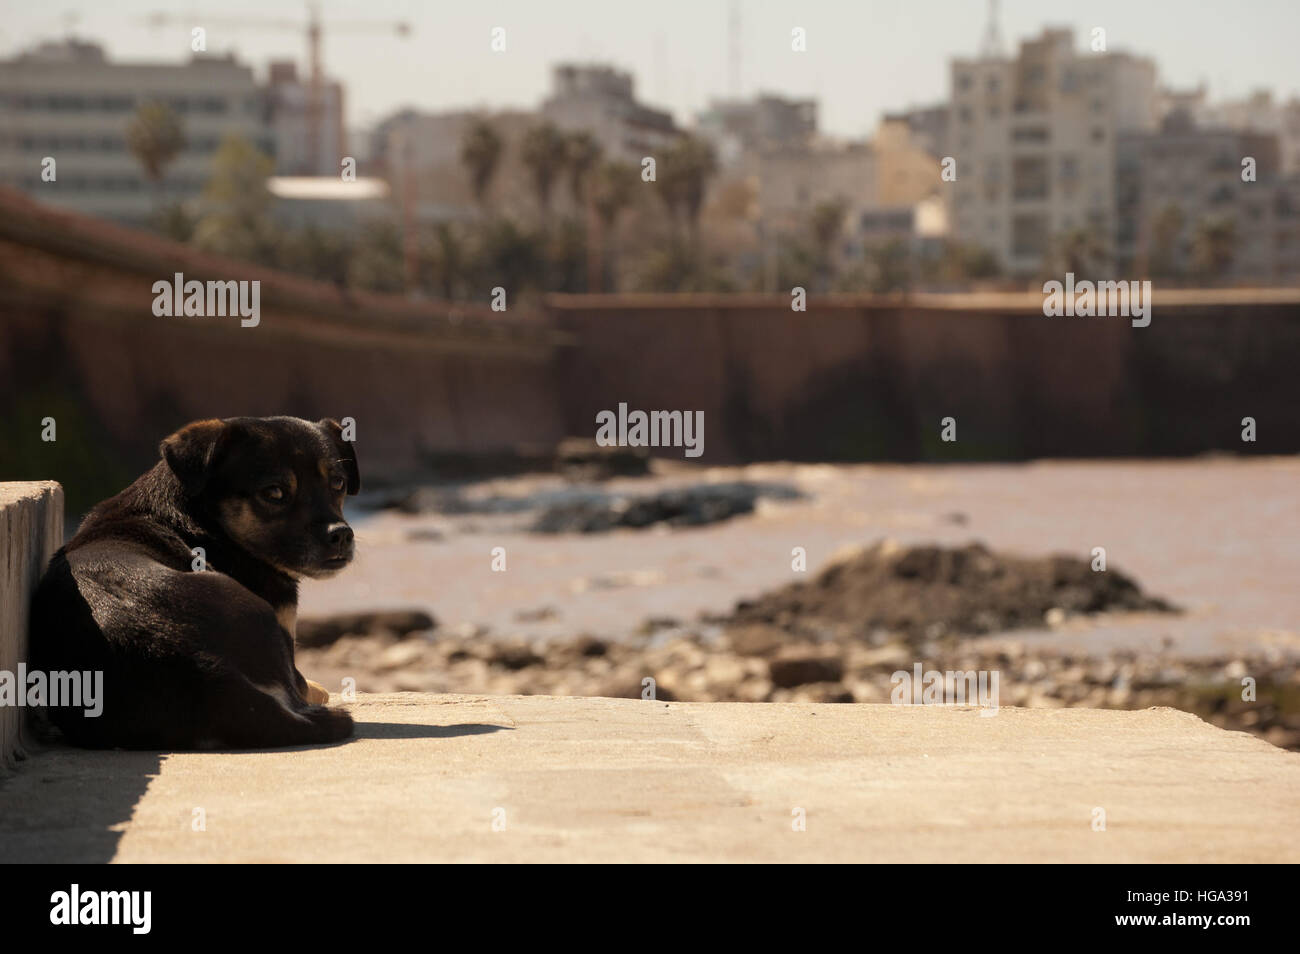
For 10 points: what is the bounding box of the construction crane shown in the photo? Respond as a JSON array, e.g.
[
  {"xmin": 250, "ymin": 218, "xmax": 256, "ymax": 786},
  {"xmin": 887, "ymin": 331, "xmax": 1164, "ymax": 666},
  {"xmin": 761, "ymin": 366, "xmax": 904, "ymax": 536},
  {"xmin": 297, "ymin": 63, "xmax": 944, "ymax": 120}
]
[{"xmin": 141, "ymin": 4, "xmax": 411, "ymax": 174}]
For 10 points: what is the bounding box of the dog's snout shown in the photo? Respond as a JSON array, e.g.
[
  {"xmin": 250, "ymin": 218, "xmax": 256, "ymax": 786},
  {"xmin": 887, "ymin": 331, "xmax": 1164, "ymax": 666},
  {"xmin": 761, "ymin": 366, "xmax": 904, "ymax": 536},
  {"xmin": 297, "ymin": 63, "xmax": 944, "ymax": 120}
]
[{"xmin": 326, "ymin": 523, "xmax": 353, "ymax": 548}]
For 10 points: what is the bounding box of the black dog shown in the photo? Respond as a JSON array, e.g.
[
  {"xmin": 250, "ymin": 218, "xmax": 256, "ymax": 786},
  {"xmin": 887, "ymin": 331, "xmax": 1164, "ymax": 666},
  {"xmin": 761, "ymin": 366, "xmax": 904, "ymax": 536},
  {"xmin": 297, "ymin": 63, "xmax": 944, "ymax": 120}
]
[{"xmin": 29, "ymin": 416, "xmax": 359, "ymax": 749}]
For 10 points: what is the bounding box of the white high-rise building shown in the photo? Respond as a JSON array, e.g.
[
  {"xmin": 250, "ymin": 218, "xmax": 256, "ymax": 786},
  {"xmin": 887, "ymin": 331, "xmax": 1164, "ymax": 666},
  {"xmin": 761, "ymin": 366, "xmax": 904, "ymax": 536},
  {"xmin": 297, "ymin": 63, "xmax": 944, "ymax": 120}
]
[{"xmin": 948, "ymin": 28, "xmax": 1157, "ymax": 275}]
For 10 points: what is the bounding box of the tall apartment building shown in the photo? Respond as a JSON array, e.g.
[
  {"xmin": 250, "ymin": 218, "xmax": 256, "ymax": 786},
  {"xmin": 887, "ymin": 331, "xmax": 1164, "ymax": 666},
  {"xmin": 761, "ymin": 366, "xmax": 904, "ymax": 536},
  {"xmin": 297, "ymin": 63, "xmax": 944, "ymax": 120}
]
[
  {"xmin": 540, "ymin": 63, "xmax": 678, "ymax": 163},
  {"xmin": 948, "ymin": 28, "xmax": 1157, "ymax": 275},
  {"xmin": 0, "ymin": 39, "xmax": 270, "ymax": 224}
]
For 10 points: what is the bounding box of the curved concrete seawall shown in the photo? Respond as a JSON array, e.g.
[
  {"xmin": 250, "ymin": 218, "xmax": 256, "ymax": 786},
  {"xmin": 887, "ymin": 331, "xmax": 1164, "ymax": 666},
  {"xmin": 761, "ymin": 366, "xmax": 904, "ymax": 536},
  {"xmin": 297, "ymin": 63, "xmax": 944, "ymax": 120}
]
[
  {"xmin": 0, "ymin": 187, "xmax": 569, "ymax": 515},
  {"xmin": 549, "ymin": 290, "xmax": 1300, "ymax": 463},
  {"xmin": 0, "ymin": 482, "xmax": 62, "ymax": 767}
]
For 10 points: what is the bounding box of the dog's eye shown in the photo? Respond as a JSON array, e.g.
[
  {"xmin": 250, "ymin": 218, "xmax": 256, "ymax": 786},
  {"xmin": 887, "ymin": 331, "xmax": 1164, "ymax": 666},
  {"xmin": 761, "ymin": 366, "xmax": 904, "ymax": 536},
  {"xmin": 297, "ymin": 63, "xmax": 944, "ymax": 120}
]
[
  {"xmin": 330, "ymin": 476, "xmax": 346, "ymax": 492},
  {"xmin": 261, "ymin": 485, "xmax": 285, "ymax": 502}
]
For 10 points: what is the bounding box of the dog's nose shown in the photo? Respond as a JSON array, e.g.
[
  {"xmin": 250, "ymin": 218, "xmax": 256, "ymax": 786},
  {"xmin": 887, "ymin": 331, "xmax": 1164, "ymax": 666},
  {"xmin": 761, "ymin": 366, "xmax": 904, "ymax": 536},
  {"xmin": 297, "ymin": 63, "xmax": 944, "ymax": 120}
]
[{"xmin": 327, "ymin": 523, "xmax": 353, "ymax": 548}]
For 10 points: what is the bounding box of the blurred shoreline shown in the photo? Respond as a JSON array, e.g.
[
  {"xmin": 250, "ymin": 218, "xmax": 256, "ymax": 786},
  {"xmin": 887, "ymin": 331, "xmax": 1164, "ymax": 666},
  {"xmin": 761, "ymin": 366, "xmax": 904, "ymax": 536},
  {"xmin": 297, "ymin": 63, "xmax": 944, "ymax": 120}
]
[
  {"xmin": 302, "ymin": 456, "xmax": 1300, "ymax": 660},
  {"xmin": 293, "ymin": 455, "xmax": 1300, "ymax": 749}
]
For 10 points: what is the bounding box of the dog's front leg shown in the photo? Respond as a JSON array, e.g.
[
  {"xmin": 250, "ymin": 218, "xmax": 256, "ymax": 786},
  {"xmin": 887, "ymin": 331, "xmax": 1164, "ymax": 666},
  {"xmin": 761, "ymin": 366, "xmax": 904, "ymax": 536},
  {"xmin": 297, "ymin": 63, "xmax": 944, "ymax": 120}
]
[
  {"xmin": 278, "ymin": 604, "xmax": 332, "ymax": 704},
  {"xmin": 293, "ymin": 666, "xmax": 332, "ymax": 704}
]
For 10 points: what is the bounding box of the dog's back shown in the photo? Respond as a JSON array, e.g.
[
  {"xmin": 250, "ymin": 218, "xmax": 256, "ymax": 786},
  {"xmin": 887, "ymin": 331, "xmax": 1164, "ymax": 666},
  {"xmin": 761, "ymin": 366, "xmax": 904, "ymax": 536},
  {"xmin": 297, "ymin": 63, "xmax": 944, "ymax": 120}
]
[{"xmin": 29, "ymin": 417, "xmax": 358, "ymax": 750}]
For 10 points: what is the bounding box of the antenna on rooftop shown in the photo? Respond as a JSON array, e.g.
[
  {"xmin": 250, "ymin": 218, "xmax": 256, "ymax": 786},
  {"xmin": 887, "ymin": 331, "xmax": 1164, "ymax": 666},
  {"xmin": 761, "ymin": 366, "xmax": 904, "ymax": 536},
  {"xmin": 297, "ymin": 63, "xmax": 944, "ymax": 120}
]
[
  {"xmin": 728, "ymin": 0, "xmax": 741, "ymax": 98},
  {"xmin": 980, "ymin": 0, "xmax": 1005, "ymax": 58}
]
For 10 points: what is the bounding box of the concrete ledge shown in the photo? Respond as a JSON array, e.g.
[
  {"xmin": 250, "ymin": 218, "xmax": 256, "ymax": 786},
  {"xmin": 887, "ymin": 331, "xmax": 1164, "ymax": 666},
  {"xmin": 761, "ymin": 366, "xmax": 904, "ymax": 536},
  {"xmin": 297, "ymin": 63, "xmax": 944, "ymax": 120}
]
[
  {"xmin": 2, "ymin": 693, "xmax": 1298, "ymax": 862},
  {"xmin": 0, "ymin": 481, "xmax": 63, "ymax": 768}
]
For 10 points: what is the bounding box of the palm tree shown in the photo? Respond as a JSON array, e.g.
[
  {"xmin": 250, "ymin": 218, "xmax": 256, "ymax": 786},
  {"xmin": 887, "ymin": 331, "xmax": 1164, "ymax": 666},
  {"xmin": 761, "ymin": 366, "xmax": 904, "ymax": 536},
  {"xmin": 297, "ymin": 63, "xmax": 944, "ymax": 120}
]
[
  {"xmin": 471, "ymin": 218, "xmax": 545, "ymax": 296},
  {"xmin": 564, "ymin": 131, "xmax": 602, "ymax": 207},
  {"xmin": 459, "ymin": 118, "xmax": 503, "ymax": 212},
  {"xmin": 126, "ymin": 101, "xmax": 185, "ymax": 213},
  {"xmin": 519, "ymin": 123, "xmax": 569, "ymax": 224},
  {"xmin": 866, "ymin": 239, "xmax": 912, "ymax": 293},
  {"xmin": 1149, "ymin": 204, "xmax": 1186, "ymax": 278},
  {"xmin": 1050, "ymin": 227, "xmax": 1108, "ymax": 276},
  {"xmin": 191, "ymin": 136, "xmax": 276, "ymax": 262},
  {"xmin": 809, "ymin": 199, "xmax": 847, "ymax": 291},
  {"xmin": 424, "ymin": 223, "xmax": 465, "ymax": 300},
  {"xmin": 658, "ymin": 134, "xmax": 718, "ymax": 242},
  {"xmin": 1191, "ymin": 215, "xmax": 1236, "ymax": 282},
  {"xmin": 590, "ymin": 160, "xmax": 638, "ymax": 291},
  {"xmin": 592, "ymin": 161, "xmax": 637, "ymax": 228}
]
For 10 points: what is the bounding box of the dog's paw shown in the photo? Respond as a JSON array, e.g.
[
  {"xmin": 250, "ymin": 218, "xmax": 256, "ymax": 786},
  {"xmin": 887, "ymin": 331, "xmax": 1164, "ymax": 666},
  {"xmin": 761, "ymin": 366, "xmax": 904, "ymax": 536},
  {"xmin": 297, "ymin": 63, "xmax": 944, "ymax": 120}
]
[
  {"xmin": 305, "ymin": 705, "xmax": 354, "ymax": 743},
  {"xmin": 303, "ymin": 679, "xmax": 331, "ymax": 704}
]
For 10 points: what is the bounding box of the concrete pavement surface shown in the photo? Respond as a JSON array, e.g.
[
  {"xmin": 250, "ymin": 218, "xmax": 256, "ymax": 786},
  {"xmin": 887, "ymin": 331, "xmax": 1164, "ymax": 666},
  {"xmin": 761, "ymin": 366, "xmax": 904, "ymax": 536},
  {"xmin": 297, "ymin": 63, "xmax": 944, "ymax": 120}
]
[{"xmin": 2, "ymin": 693, "xmax": 1298, "ymax": 862}]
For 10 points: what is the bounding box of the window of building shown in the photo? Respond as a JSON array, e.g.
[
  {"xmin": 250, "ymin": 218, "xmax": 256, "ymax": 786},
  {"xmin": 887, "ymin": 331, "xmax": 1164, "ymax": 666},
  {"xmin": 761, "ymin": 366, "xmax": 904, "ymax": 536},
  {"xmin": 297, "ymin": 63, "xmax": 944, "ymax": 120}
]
[
  {"xmin": 1012, "ymin": 157, "xmax": 1050, "ymax": 200},
  {"xmin": 1209, "ymin": 185, "xmax": 1234, "ymax": 205},
  {"xmin": 1013, "ymin": 127, "xmax": 1050, "ymax": 143},
  {"xmin": 1012, "ymin": 214, "xmax": 1049, "ymax": 256}
]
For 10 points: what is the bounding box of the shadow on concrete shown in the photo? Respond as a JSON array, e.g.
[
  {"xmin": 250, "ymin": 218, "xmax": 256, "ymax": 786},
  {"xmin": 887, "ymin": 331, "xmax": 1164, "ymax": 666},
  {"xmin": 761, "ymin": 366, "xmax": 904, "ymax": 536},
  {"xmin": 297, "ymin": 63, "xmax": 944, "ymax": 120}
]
[
  {"xmin": 0, "ymin": 746, "xmax": 163, "ymax": 863},
  {"xmin": 353, "ymin": 722, "xmax": 514, "ymax": 740},
  {"xmin": 0, "ymin": 723, "xmax": 512, "ymax": 861}
]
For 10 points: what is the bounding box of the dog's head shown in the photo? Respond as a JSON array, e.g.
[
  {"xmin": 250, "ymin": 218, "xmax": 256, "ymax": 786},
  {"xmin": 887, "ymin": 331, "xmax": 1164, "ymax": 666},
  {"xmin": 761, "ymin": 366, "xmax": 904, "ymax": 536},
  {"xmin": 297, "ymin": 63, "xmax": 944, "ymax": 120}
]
[{"xmin": 160, "ymin": 416, "xmax": 361, "ymax": 578}]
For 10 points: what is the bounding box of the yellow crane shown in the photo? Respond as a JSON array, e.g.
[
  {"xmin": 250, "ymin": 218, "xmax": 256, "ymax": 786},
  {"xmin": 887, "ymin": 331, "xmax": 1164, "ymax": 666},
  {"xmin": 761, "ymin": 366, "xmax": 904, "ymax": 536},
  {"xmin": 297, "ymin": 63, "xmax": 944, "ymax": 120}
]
[{"xmin": 141, "ymin": 4, "xmax": 411, "ymax": 173}]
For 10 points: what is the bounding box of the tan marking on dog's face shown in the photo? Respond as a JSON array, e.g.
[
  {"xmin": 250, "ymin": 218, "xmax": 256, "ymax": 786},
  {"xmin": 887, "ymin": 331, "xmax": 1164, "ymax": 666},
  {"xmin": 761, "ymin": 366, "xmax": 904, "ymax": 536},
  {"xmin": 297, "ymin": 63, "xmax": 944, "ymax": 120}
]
[
  {"xmin": 217, "ymin": 498, "xmax": 305, "ymax": 579},
  {"xmin": 217, "ymin": 498, "xmax": 263, "ymax": 549}
]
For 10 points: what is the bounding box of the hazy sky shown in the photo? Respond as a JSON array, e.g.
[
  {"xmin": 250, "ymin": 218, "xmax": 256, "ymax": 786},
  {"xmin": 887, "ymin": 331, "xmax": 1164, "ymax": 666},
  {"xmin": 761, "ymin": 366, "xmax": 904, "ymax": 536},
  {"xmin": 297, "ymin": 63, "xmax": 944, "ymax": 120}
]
[{"xmin": 3, "ymin": 0, "xmax": 1298, "ymax": 137}]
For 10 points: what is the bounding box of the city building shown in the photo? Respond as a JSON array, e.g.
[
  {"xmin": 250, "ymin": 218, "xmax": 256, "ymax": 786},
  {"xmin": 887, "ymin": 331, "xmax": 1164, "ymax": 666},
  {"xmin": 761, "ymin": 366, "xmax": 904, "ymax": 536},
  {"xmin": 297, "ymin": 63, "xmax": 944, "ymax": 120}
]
[
  {"xmin": 1157, "ymin": 86, "xmax": 1300, "ymax": 176},
  {"xmin": 873, "ymin": 115, "xmax": 945, "ymax": 208},
  {"xmin": 881, "ymin": 104, "xmax": 950, "ymax": 160},
  {"xmin": 1118, "ymin": 110, "xmax": 1298, "ymax": 282},
  {"xmin": 697, "ymin": 94, "xmax": 817, "ymax": 166},
  {"xmin": 369, "ymin": 108, "xmax": 540, "ymax": 225},
  {"xmin": 0, "ymin": 39, "xmax": 270, "ymax": 224},
  {"xmin": 1203, "ymin": 90, "xmax": 1300, "ymax": 176},
  {"xmin": 265, "ymin": 59, "xmax": 346, "ymax": 177},
  {"xmin": 948, "ymin": 27, "xmax": 1158, "ymax": 275},
  {"xmin": 754, "ymin": 143, "xmax": 875, "ymax": 234},
  {"xmin": 540, "ymin": 63, "xmax": 677, "ymax": 163}
]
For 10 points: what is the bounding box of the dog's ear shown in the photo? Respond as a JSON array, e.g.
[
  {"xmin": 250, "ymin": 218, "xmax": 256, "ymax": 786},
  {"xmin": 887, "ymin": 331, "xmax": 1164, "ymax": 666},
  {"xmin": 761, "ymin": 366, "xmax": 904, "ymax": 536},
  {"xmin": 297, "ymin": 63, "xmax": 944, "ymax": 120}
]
[
  {"xmin": 160, "ymin": 419, "xmax": 229, "ymax": 498},
  {"xmin": 319, "ymin": 418, "xmax": 360, "ymax": 495}
]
